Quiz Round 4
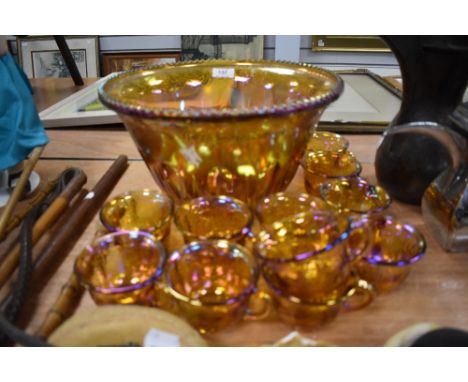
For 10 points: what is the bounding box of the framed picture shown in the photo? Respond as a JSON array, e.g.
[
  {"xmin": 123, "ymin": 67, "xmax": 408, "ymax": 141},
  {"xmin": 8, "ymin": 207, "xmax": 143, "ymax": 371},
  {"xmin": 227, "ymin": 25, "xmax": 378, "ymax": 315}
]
[
  {"xmin": 312, "ymin": 36, "xmax": 391, "ymax": 52},
  {"xmin": 318, "ymin": 69, "xmax": 402, "ymax": 133},
  {"xmin": 382, "ymin": 75, "xmax": 403, "ymax": 94},
  {"xmin": 382, "ymin": 75, "xmax": 468, "ymax": 104},
  {"xmin": 181, "ymin": 35, "xmax": 263, "ymax": 61},
  {"xmin": 101, "ymin": 52, "xmax": 180, "ymax": 76},
  {"xmin": 17, "ymin": 36, "xmax": 99, "ymax": 79},
  {"xmin": 39, "ymin": 75, "xmax": 120, "ymax": 128}
]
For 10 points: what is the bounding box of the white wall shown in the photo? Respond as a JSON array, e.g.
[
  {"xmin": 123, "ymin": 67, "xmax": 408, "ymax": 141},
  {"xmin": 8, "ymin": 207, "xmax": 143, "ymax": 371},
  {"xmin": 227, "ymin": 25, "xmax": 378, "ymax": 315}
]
[
  {"xmin": 274, "ymin": 35, "xmax": 301, "ymax": 62},
  {"xmin": 98, "ymin": 35, "xmax": 181, "ymax": 52},
  {"xmin": 5, "ymin": 35, "xmax": 400, "ymax": 76}
]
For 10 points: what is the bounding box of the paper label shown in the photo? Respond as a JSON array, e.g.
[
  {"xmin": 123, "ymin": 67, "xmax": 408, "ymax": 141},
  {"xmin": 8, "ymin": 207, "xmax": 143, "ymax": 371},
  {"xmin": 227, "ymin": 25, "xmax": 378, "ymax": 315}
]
[
  {"xmin": 143, "ymin": 328, "xmax": 180, "ymax": 347},
  {"xmin": 212, "ymin": 68, "xmax": 235, "ymax": 78}
]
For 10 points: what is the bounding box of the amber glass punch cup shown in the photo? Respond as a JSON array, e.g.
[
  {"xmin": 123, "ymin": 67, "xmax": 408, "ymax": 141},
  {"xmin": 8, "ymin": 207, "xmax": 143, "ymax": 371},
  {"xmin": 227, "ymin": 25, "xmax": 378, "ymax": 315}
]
[
  {"xmin": 355, "ymin": 215, "xmax": 426, "ymax": 293},
  {"xmin": 254, "ymin": 210, "xmax": 372, "ymax": 305},
  {"xmin": 302, "ymin": 150, "xmax": 362, "ymax": 197},
  {"xmin": 74, "ymin": 231, "xmax": 166, "ymax": 305},
  {"xmin": 174, "ymin": 195, "xmax": 252, "ymax": 244},
  {"xmin": 256, "ymin": 191, "xmax": 329, "ymax": 230},
  {"xmin": 306, "ymin": 131, "xmax": 349, "ymax": 153},
  {"xmin": 320, "ymin": 177, "xmax": 391, "ymax": 216},
  {"xmin": 98, "ymin": 60, "xmax": 343, "ymax": 207},
  {"xmin": 100, "ymin": 189, "xmax": 173, "ymax": 241},
  {"xmin": 264, "ymin": 277, "xmax": 373, "ymax": 328},
  {"xmin": 165, "ymin": 240, "xmax": 268, "ymax": 333}
]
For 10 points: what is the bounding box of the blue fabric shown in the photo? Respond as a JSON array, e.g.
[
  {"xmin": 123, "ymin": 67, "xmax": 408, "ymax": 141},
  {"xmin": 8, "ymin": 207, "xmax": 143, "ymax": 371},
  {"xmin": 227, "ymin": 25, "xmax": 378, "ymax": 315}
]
[{"xmin": 0, "ymin": 53, "xmax": 48, "ymax": 171}]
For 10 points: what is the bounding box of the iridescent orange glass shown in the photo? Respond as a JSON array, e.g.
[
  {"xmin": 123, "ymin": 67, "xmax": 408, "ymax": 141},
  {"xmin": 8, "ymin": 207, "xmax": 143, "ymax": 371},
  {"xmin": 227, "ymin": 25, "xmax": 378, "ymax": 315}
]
[
  {"xmin": 165, "ymin": 240, "xmax": 264, "ymax": 333},
  {"xmin": 320, "ymin": 177, "xmax": 391, "ymax": 216},
  {"xmin": 355, "ymin": 215, "xmax": 425, "ymax": 293},
  {"xmin": 302, "ymin": 150, "xmax": 362, "ymax": 196},
  {"xmin": 256, "ymin": 191, "xmax": 329, "ymax": 230},
  {"xmin": 99, "ymin": 60, "xmax": 343, "ymax": 207},
  {"xmin": 269, "ymin": 286, "xmax": 341, "ymax": 328},
  {"xmin": 306, "ymin": 131, "xmax": 349, "ymax": 153},
  {"xmin": 100, "ymin": 189, "xmax": 173, "ymax": 240},
  {"xmin": 174, "ymin": 195, "xmax": 252, "ymax": 244},
  {"xmin": 74, "ymin": 231, "xmax": 166, "ymax": 305},
  {"xmin": 254, "ymin": 211, "xmax": 370, "ymax": 303},
  {"xmin": 264, "ymin": 275, "xmax": 373, "ymax": 328}
]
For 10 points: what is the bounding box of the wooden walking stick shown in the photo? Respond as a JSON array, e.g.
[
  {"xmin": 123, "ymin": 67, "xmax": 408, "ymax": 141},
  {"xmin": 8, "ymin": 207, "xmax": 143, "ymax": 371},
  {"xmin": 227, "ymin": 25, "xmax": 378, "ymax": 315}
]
[
  {"xmin": 0, "ymin": 146, "xmax": 45, "ymax": 239},
  {"xmin": 35, "ymin": 273, "xmax": 84, "ymax": 339},
  {"xmin": 0, "ymin": 177, "xmax": 59, "ymax": 242}
]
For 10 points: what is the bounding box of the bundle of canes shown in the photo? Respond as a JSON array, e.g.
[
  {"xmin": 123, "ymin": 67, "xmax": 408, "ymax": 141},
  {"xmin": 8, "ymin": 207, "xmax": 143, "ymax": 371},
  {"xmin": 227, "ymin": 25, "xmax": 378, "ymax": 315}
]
[
  {"xmin": 0, "ymin": 168, "xmax": 87, "ymax": 346},
  {"xmin": 0, "ymin": 155, "xmax": 129, "ymax": 345}
]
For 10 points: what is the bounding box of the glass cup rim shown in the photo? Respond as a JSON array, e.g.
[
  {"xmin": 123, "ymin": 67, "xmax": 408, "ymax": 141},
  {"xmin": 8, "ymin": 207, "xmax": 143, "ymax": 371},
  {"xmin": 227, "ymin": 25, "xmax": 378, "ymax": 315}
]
[
  {"xmin": 255, "ymin": 191, "xmax": 325, "ymax": 224},
  {"xmin": 165, "ymin": 240, "xmax": 258, "ymax": 306},
  {"xmin": 361, "ymin": 215, "xmax": 426, "ymax": 267},
  {"xmin": 74, "ymin": 230, "xmax": 167, "ymax": 295},
  {"xmin": 174, "ymin": 195, "xmax": 254, "ymax": 241},
  {"xmin": 307, "ymin": 131, "xmax": 350, "ymax": 153},
  {"xmin": 300, "ymin": 150, "xmax": 362, "ymax": 177},
  {"xmin": 319, "ymin": 176, "xmax": 392, "ymax": 214},
  {"xmin": 98, "ymin": 59, "xmax": 344, "ymax": 120},
  {"xmin": 301, "ymin": 160, "xmax": 363, "ymax": 180},
  {"xmin": 99, "ymin": 189, "xmax": 173, "ymax": 233},
  {"xmin": 254, "ymin": 211, "xmax": 352, "ymax": 264}
]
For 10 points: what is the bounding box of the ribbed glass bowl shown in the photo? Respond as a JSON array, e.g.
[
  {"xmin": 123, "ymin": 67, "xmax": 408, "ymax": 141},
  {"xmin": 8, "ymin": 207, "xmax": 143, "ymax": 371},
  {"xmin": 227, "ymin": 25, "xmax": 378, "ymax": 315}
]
[{"xmin": 99, "ymin": 59, "xmax": 343, "ymax": 207}]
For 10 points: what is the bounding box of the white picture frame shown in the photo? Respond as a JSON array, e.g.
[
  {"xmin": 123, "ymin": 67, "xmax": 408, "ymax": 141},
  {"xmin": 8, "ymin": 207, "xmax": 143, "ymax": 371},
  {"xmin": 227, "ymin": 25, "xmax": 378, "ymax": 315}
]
[
  {"xmin": 39, "ymin": 75, "xmax": 119, "ymax": 128},
  {"xmin": 383, "ymin": 75, "xmax": 468, "ymax": 104},
  {"xmin": 319, "ymin": 69, "xmax": 402, "ymax": 133},
  {"xmin": 18, "ymin": 36, "xmax": 99, "ymax": 79}
]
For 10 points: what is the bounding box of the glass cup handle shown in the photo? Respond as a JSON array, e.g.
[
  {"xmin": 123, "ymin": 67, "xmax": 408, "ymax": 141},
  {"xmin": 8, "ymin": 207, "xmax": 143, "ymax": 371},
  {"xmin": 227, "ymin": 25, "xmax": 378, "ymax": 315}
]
[
  {"xmin": 340, "ymin": 278, "xmax": 375, "ymax": 311},
  {"xmin": 346, "ymin": 215, "xmax": 371, "ymax": 263},
  {"xmin": 244, "ymin": 290, "xmax": 273, "ymax": 321}
]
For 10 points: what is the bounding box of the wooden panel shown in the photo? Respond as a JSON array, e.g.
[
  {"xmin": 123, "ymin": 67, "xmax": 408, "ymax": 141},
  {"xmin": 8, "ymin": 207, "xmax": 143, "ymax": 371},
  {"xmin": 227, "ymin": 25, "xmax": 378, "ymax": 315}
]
[{"xmin": 42, "ymin": 130, "xmax": 141, "ymax": 160}]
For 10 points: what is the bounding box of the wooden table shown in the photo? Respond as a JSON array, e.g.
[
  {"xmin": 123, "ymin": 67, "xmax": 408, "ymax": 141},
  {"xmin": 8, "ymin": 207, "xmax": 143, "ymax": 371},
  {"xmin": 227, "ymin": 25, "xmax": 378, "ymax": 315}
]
[{"xmin": 14, "ymin": 78, "xmax": 468, "ymax": 346}]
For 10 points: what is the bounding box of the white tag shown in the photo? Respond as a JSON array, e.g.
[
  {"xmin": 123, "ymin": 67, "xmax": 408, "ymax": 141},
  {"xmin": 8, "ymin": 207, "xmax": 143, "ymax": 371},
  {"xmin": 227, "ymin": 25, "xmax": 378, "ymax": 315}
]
[
  {"xmin": 143, "ymin": 328, "xmax": 180, "ymax": 347},
  {"xmin": 212, "ymin": 68, "xmax": 235, "ymax": 78}
]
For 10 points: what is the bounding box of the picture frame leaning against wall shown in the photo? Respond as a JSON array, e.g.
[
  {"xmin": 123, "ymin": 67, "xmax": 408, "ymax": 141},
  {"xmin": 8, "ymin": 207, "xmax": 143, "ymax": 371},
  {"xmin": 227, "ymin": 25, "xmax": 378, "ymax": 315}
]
[{"xmin": 17, "ymin": 36, "xmax": 99, "ymax": 79}]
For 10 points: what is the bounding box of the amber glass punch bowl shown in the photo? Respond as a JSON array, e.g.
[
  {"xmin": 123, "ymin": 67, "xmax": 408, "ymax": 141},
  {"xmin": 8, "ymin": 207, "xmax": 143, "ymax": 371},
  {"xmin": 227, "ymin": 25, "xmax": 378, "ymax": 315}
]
[{"xmin": 99, "ymin": 60, "xmax": 343, "ymax": 207}]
